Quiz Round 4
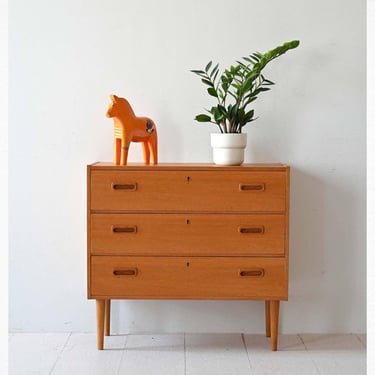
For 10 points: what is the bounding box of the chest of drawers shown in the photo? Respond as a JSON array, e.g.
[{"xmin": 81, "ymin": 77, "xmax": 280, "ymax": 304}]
[{"xmin": 87, "ymin": 162, "xmax": 290, "ymax": 351}]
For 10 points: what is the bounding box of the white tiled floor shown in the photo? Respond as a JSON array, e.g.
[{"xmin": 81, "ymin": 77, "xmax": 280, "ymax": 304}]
[{"xmin": 8, "ymin": 333, "xmax": 366, "ymax": 375}]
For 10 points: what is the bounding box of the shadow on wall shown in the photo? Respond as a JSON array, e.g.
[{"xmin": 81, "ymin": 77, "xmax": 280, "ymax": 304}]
[
  {"xmin": 288, "ymin": 166, "xmax": 365, "ymax": 332},
  {"xmin": 110, "ymin": 299, "xmax": 265, "ymax": 334}
]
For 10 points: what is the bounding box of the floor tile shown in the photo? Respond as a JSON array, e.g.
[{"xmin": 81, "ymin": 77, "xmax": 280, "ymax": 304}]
[
  {"xmin": 186, "ymin": 333, "xmax": 253, "ymax": 375},
  {"xmin": 8, "ymin": 333, "xmax": 367, "ymax": 375},
  {"xmin": 50, "ymin": 333, "xmax": 127, "ymax": 375},
  {"xmin": 118, "ymin": 334, "xmax": 185, "ymax": 375},
  {"xmin": 244, "ymin": 334, "xmax": 319, "ymax": 375},
  {"xmin": 300, "ymin": 334, "xmax": 365, "ymax": 351},
  {"xmin": 9, "ymin": 333, "xmax": 70, "ymax": 375},
  {"xmin": 300, "ymin": 334, "xmax": 366, "ymax": 375},
  {"xmin": 245, "ymin": 334, "xmax": 306, "ymax": 352}
]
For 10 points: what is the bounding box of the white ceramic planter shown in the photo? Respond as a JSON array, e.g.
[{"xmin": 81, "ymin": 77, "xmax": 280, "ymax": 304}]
[{"xmin": 210, "ymin": 133, "xmax": 247, "ymax": 165}]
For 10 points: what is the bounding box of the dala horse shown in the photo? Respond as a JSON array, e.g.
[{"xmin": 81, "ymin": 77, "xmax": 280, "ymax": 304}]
[{"xmin": 106, "ymin": 94, "xmax": 158, "ymax": 165}]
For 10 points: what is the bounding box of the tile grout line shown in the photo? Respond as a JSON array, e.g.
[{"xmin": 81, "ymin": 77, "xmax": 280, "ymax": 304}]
[
  {"xmin": 297, "ymin": 334, "xmax": 322, "ymax": 375},
  {"xmin": 241, "ymin": 333, "xmax": 254, "ymax": 374},
  {"xmin": 48, "ymin": 332, "xmax": 72, "ymax": 375},
  {"xmin": 115, "ymin": 333, "xmax": 130, "ymax": 375}
]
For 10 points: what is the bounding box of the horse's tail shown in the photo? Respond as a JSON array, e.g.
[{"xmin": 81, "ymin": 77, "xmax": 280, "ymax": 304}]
[
  {"xmin": 147, "ymin": 119, "xmax": 158, "ymax": 164},
  {"xmin": 146, "ymin": 119, "xmax": 156, "ymax": 134}
]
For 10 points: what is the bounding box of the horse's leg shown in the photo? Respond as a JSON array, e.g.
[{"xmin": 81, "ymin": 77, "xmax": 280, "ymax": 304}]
[
  {"xmin": 142, "ymin": 141, "xmax": 150, "ymax": 164},
  {"xmin": 114, "ymin": 138, "xmax": 121, "ymax": 165},
  {"xmin": 149, "ymin": 132, "xmax": 158, "ymax": 164},
  {"xmin": 120, "ymin": 138, "xmax": 129, "ymax": 165}
]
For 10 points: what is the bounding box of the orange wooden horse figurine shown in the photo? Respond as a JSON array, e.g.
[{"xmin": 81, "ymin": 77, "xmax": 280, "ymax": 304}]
[{"xmin": 106, "ymin": 94, "xmax": 158, "ymax": 165}]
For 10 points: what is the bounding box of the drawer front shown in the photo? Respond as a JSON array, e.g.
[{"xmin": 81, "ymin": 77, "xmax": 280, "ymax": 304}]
[
  {"xmin": 89, "ymin": 170, "xmax": 286, "ymax": 212},
  {"xmin": 90, "ymin": 213, "xmax": 285, "ymax": 256},
  {"xmin": 90, "ymin": 256, "xmax": 288, "ymax": 300}
]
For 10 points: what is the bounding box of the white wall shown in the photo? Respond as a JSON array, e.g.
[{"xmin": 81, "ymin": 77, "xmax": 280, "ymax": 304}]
[{"xmin": 9, "ymin": 0, "xmax": 366, "ymax": 333}]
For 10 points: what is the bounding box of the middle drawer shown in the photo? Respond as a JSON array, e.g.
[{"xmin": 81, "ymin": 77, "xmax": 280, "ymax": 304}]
[{"xmin": 90, "ymin": 213, "xmax": 285, "ymax": 256}]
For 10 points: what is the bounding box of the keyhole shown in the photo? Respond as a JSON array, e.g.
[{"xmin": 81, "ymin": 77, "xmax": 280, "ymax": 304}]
[
  {"xmin": 186, "ymin": 262, "xmax": 190, "ymax": 267},
  {"xmin": 186, "ymin": 219, "xmax": 190, "ymax": 224},
  {"xmin": 186, "ymin": 176, "xmax": 190, "ymax": 183}
]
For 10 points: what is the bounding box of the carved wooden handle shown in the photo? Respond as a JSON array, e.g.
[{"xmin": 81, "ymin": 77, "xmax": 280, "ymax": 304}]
[
  {"xmin": 239, "ymin": 183, "xmax": 265, "ymax": 191},
  {"xmin": 112, "ymin": 183, "xmax": 137, "ymax": 191},
  {"xmin": 113, "ymin": 269, "xmax": 138, "ymax": 276},
  {"xmin": 239, "ymin": 226, "xmax": 264, "ymax": 234},
  {"xmin": 239, "ymin": 269, "xmax": 265, "ymax": 277},
  {"xmin": 112, "ymin": 226, "xmax": 137, "ymax": 233}
]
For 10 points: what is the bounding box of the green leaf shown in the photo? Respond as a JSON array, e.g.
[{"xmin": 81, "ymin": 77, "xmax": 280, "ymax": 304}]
[
  {"xmin": 244, "ymin": 95, "xmax": 258, "ymax": 106},
  {"xmin": 212, "ymin": 68, "xmax": 220, "ymax": 84},
  {"xmin": 224, "ymin": 69, "xmax": 233, "ymax": 79},
  {"xmin": 236, "ymin": 61, "xmax": 248, "ymax": 68},
  {"xmin": 210, "ymin": 63, "xmax": 219, "ymax": 78},
  {"xmin": 218, "ymin": 89, "xmax": 224, "ymax": 100},
  {"xmin": 211, "ymin": 107, "xmax": 225, "ymax": 123},
  {"xmin": 227, "ymin": 90, "xmax": 237, "ymax": 100},
  {"xmin": 205, "ymin": 61, "xmax": 213, "ymax": 73},
  {"xmin": 243, "ymin": 56, "xmax": 257, "ymax": 64},
  {"xmin": 228, "ymin": 103, "xmax": 239, "ymax": 119},
  {"xmin": 244, "ymin": 109, "xmax": 254, "ymax": 122},
  {"xmin": 238, "ymin": 107, "xmax": 245, "ymax": 123},
  {"xmin": 252, "ymin": 87, "xmax": 271, "ymax": 96},
  {"xmin": 243, "ymin": 76, "xmax": 254, "ymax": 93},
  {"xmin": 217, "ymin": 104, "xmax": 227, "ymax": 114},
  {"xmin": 191, "ymin": 70, "xmax": 207, "ymax": 78},
  {"xmin": 289, "ymin": 40, "xmax": 300, "ymax": 48},
  {"xmin": 207, "ymin": 87, "xmax": 218, "ymax": 97},
  {"xmin": 221, "ymin": 81, "xmax": 229, "ymax": 92},
  {"xmin": 195, "ymin": 114, "xmax": 212, "ymax": 122},
  {"xmin": 261, "ymin": 75, "xmax": 275, "ymax": 85},
  {"xmin": 201, "ymin": 78, "xmax": 214, "ymax": 87}
]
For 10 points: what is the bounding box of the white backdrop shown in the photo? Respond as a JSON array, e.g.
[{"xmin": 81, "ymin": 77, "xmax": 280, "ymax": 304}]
[{"xmin": 9, "ymin": 0, "xmax": 366, "ymax": 333}]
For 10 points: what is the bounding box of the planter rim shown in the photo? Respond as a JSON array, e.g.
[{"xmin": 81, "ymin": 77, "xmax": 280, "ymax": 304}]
[{"xmin": 211, "ymin": 132, "xmax": 247, "ymax": 148}]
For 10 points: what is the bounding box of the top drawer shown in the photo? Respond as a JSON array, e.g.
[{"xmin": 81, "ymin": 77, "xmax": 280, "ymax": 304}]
[{"xmin": 89, "ymin": 168, "xmax": 287, "ymax": 212}]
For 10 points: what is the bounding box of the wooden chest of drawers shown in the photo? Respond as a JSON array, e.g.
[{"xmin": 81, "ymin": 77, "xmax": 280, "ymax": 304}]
[{"xmin": 87, "ymin": 162, "xmax": 290, "ymax": 350}]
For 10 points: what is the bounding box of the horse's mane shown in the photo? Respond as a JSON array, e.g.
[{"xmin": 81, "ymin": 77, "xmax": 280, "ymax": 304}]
[{"xmin": 113, "ymin": 97, "xmax": 135, "ymax": 116}]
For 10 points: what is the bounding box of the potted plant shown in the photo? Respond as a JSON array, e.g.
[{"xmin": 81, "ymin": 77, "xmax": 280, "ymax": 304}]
[{"xmin": 191, "ymin": 39, "xmax": 300, "ymax": 165}]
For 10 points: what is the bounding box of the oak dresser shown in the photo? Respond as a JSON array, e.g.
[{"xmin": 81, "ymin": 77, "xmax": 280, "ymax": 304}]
[{"xmin": 87, "ymin": 162, "xmax": 290, "ymax": 351}]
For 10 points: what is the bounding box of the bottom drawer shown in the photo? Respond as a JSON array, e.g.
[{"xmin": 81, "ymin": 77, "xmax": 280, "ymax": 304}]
[{"xmin": 89, "ymin": 256, "xmax": 288, "ymax": 300}]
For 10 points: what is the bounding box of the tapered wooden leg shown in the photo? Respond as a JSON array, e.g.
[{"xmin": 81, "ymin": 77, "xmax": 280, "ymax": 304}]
[
  {"xmin": 265, "ymin": 300, "xmax": 271, "ymax": 337},
  {"xmin": 96, "ymin": 299, "xmax": 105, "ymax": 350},
  {"xmin": 104, "ymin": 299, "xmax": 111, "ymax": 336},
  {"xmin": 270, "ymin": 300, "xmax": 280, "ymax": 351}
]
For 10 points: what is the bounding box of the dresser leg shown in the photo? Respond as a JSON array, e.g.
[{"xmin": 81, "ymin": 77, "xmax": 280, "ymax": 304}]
[
  {"xmin": 104, "ymin": 299, "xmax": 111, "ymax": 336},
  {"xmin": 96, "ymin": 299, "xmax": 105, "ymax": 350},
  {"xmin": 270, "ymin": 300, "xmax": 280, "ymax": 351},
  {"xmin": 265, "ymin": 300, "xmax": 271, "ymax": 337}
]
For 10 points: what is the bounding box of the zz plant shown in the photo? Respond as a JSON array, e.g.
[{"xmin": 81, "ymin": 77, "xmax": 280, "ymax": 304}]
[{"xmin": 191, "ymin": 40, "xmax": 300, "ymax": 133}]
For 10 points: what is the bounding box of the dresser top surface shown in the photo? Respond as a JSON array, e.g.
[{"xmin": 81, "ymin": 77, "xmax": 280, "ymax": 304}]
[{"xmin": 88, "ymin": 162, "xmax": 289, "ymax": 171}]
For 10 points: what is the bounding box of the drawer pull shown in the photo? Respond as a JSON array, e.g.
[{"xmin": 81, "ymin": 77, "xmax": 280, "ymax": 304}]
[
  {"xmin": 113, "ymin": 269, "xmax": 138, "ymax": 276},
  {"xmin": 112, "ymin": 226, "xmax": 137, "ymax": 233},
  {"xmin": 239, "ymin": 226, "xmax": 264, "ymax": 234},
  {"xmin": 239, "ymin": 269, "xmax": 264, "ymax": 277},
  {"xmin": 239, "ymin": 183, "xmax": 265, "ymax": 191},
  {"xmin": 112, "ymin": 183, "xmax": 137, "ymax": 191}
]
